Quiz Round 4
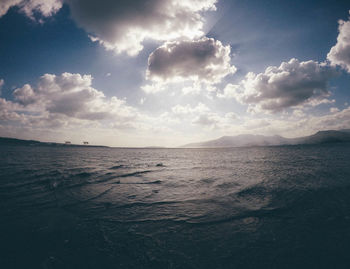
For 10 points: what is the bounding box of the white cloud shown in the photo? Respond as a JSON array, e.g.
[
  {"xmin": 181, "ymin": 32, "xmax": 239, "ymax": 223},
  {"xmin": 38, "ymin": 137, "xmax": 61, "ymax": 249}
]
[
  {"xmin": 20, "ymin": 0, "xmax": 62, "ymax": 18},
  {"xmin": 0, "ymin": 0, "xmax": 62, "ymax": 19},
  {"xmin": 182, "ymin": 84, "xmax": 202, "ymax": 95},
  {"xmin": 146, "ymin": 37, "xmax": 236, "ymax": 83},
  {"xmin": 330, "ymin": 107, "xmax": 340, "ymax": 113},
  {"xmin": 141, "ymin": 83, "xmax": 166, "ymax": 94},
  {"xmin": 191, "ymin": 110, "xmax": 239, "ymax": 129},
  {"xmin": 327, "ymin": 11, "xmax": 350, "ymax": 72},
  {"xmin": 170, "ymin": 103, "xmax": 219, "ymax": 127},
  {"xmin": 169, "ymin": 103, "xmax": 239, "ymax": 129},
  {"xmin": 218, "ymin": 83, "xmax": 239, "ymax": 99},
  {"xmin": 13, "ymin": 84, "xmax": 37, "ymax": 105},
  {"xmin": 312, "ymin": 106, "xmax": 350, "ymax": 131},
  {"xmin": 292, "ymin": 109, "xmax": 306, "ymax": 118},
  {"xmin": 282, "ymin": 106, "xmax": 350, "ymax": 136},
  {"xmin": 243, "ymin": 118, "xmax": 271, "ymax": 130},
  {"xmin": 4, "ymin": 73, "xmax": 138, "ymax": 126},
  {"xmin": 219, "ymin": 58, "xmax": 337, "ymax": 113},
  {"xmin": 172, "ymin": 103, "xmax": 210, "ymax": 116},
  {"xmin": 206, "ymin": 106, "xmax": 350, "ymax": 139},
  {"xmin": 192, "ymin": 113, "xmax": 219, "ymax": 126},
  {"xmin": 0, "ymin": 97, "xmax": 23, "ymax": 121},
  {"xmin": 66, "ymin": 0, "xmax": 217, "ymax": 56}
]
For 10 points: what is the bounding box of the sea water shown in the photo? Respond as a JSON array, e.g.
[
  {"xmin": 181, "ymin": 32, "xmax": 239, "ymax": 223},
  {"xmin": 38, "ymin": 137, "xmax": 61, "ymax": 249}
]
[{"xmin": 0, "ymin": 143, "xmax": 350, "ymax": 268}]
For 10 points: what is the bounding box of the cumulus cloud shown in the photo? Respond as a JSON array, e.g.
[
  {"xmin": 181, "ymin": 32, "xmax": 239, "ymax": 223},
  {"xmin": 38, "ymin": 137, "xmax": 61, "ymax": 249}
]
[
  {"xmin": 66, "ymin": 0, "xmax": 217, "ymax": 56},
  {"xmin": 3, "ymin": 73, "xmax": 137, "ymax": 127},
  {"xmin": 0, "ymin": 0, "xmax": 62, "ymax": 19},
  {"xmin": 327, "ymin": 11, "xmax": 350, "ymax": 72},
  {"xmin": 146, "ymin": 37, "xmax": 236, "ymax": 83},
  {"xmin": 220, "ymin": 58, "xmax": 337, "ymax": 113},
  {"xmin": 13, "ymin": 84, "xmax": 37, "ymax": 105}
]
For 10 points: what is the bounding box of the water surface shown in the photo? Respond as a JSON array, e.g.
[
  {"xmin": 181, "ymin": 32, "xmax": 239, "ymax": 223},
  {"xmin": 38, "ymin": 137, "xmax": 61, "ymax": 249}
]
[{"xmin": 1, "ymin": 144, "xmax": 350, "ymax": 268}]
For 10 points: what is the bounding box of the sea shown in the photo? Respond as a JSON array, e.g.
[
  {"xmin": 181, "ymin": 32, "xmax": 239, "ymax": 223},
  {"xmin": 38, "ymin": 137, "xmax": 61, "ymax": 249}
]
[{"xmin": 0, "ymin": 143, "xmax": 350, "ymax": 269}]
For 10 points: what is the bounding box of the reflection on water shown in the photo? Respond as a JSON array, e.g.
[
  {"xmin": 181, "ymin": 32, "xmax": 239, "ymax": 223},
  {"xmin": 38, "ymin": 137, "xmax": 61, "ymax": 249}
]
[{"xmin": 1, "ymin": 144, "xmax": 350, "ymax": 268}]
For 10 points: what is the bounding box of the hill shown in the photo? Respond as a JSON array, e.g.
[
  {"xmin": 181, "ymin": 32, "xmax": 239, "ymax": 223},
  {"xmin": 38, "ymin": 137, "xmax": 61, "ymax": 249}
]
[{"xmin": 180, "ymin": 130, "xmax": 350, "ymax": 148}]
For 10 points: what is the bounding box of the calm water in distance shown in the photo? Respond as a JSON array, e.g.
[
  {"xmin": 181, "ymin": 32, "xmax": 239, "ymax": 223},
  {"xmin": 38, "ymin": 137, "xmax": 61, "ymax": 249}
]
[{"xmin": 1, "ymin": 143, "xmax": 350, "ymax": 268}]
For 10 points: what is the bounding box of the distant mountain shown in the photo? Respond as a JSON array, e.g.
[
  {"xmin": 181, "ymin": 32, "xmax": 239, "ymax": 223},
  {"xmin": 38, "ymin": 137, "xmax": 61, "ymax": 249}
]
[
  {"xmin": 0, "ymin": 137, "xmax": 43, "ymax": 146},
  {"xmin": 180, "ymin": 130, "xmax": 350, "ymax": 148},
  {"xmin": 2, "ymin": 130, "xmax": 350, "ymax": 149},
  {"xmin": 295, "ymin": 130, "xmax": 350, "ymax": 145},
  {"xmin": 0, "ymin": 137, "xmax": 107, "ymax": 148}
]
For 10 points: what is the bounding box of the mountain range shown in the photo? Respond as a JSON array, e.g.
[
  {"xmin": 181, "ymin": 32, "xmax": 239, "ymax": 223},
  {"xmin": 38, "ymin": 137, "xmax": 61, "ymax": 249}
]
[
  {"xmin": 1, "ymin": 129, "xmax": 350, "ymax": 148},
  {"xmin": 180, "ymin": 129, "xmax": 350, "ymax": 148}
]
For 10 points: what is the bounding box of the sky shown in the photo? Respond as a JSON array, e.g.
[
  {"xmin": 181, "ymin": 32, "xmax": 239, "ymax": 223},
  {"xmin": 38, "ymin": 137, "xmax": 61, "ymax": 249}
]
[{"xmin": 0, "ymin": 0, "xmax": 350, "ymax": 147}]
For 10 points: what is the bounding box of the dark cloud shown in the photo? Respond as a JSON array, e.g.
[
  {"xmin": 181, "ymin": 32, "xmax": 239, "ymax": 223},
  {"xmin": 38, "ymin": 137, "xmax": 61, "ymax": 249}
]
[
  {"xmin": 66, "ymin": 0, "xmax": 217, "ymax": 55},
  {"xmin": 147, "ymin": 37, "xmax": 236, "ymax": 83}
]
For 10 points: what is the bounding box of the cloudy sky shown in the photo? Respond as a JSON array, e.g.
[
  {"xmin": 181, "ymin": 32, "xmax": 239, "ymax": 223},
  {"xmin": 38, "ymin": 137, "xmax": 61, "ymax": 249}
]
[{"xmin": 0, "ymin": 0, "xmax": 350, "ymax": 147}]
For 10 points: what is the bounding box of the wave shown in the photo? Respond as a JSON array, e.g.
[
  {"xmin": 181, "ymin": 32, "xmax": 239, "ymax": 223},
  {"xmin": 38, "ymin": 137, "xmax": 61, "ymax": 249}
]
[
  {"xmin": 86, "ymin": 170, "xmax": 155, "ymax": 185},
  {"xmin": 112, "ymin": 180, "xmax": 162, "ymax": 185},
  {"xmin": 117, "ymin": 170, "xmax": 153, "ymax": 178},
  {"xmin": 63, "ymin": 186, "xmax": 115, "ymax": 206},
  {"xmin": 75, "ymin": 171, "xmax": 94, "ymax": 178},
  {"xmin": 109, "ymin": 165, "xmax": 126, "ymax": 170},
  {"xmin": 184, "ymin": 207, "xmax": 282, "ymax": 226},
  {"xmin": 236, "ymin": 184, "xmax": 269, "ymax": 198}
]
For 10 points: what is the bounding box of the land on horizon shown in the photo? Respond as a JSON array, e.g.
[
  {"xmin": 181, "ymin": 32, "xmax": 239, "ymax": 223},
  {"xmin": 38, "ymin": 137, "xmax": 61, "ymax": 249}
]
[{"xmin": 1, "ymin": 129, "xmax": 350, "ymax": 149}]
